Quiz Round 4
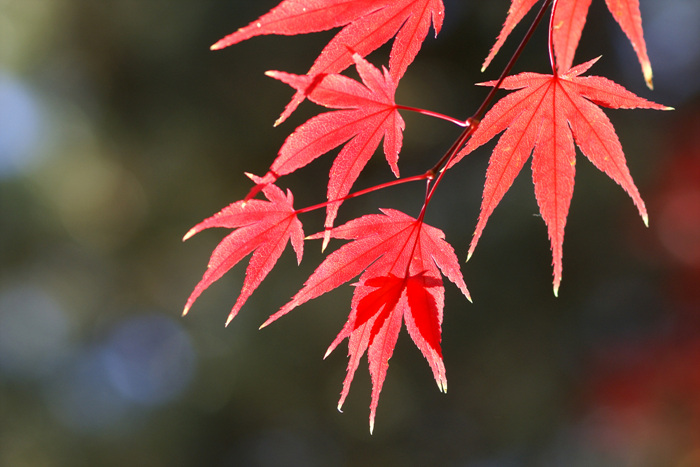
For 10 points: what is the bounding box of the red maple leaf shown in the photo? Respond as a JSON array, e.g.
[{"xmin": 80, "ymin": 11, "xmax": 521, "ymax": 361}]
[
  {"xmin": 211, "ymin": 0, "xmax": 444, "ymax": 124},
  {"xmin": 183, "ymin": 176, "xmax": 304, "ymax": 325},
  {"xmin": 258, "ymin": 53, "xmax": 404, "ymax": 248},
  {"xmin": 449, "ymin": 58, "xmax": 670, "ymax": 295},
  {"xmin": 482, "ymin": 0, "xmax": 654, "ymax": 88},
  {"xmin": 260, "ymin": 208, "xmax": 470, "ymax": 432}
]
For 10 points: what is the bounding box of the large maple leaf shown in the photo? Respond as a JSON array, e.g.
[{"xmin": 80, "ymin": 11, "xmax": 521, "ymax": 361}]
[
  {"xmin": 449, "ymin": 58, "xmax": 669, "ymax": 294},
  {"xmin": 260, "ymin": 209, "xmax": 470, "ymax": 432},
  {"xmin": 211, "ymin": 0, "xmax": 444, "ymax": 124},
  {"xmin": 259, "ymin": 53, "xmax": 404, "ymax": 247},
  {"xmin": 183, "ymin": 177, "xmax": 304, "ymax": 325},
  {"xmin": 482, "ymin": 0, "xmax": 654, "ymax": 88}
]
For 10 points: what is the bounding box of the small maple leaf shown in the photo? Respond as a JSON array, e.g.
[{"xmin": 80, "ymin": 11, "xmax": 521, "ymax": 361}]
[
  {"xmin": 450, "ymin": 57, "xmax": 670, "ymax": 295},
  {"xmin": 183, "ymin": 176, "xmax": 304, "ymax": 325},
  {"xmin": 482, "ymin": 0, "xmax": 654, "ymax": 88},
  {"xmin": 260, "ymin": 53, "xmax": 404, "ymax": 248},
  {"xmin": 211, "ymin": 0, "xmax": 444, "ymax": 124},
  {"xmin": 259, "ymin": 208, "xmax": 470, "ymax": 432}
]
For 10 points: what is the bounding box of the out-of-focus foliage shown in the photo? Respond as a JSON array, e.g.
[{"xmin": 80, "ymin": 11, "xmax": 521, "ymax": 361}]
[{"xmin": 1, "ymin": 1, "xmax": 699, "ymax": 465}]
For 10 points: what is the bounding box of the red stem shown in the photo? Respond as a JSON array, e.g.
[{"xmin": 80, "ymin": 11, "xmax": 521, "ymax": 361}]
[
  {"xmin": 294, "ymin": 173, "xmax": 430, "ymax": 215},
  {"xmin": 549, "ymin": 0, "xmax": 559, "ymax": 74},
  {"xmin": 395, "ymin": 105, "xmax": 468, "ymax": 127}
]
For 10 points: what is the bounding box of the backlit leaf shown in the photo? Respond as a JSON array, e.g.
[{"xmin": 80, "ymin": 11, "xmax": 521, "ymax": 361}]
[{"xmin": 451, "ymin": 58, "xmax": 669, "ymax": 294}]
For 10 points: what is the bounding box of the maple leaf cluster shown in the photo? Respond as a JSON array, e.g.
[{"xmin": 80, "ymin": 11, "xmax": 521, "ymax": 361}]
[{"xmin": 185, "ymin": 0, "xmax": 670, "ymax": 431}]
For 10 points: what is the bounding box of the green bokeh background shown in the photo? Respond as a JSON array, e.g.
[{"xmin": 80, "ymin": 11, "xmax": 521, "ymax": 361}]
[{"xmin": 2, "ymin": 1, "xmax": 700, "ymax": 465}]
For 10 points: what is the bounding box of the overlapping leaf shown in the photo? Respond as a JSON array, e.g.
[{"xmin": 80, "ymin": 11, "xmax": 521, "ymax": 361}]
[
  {"xmin": 184, "ymin": 0, "xmax": 673, "ymax": 434},
  {"xmin": 260, "ymin": 209, "xmax": 470, "ymax": 432},
  {"xmin": 259, "ymin": 53, "xmax": 404, "ymax": 246},
  {"xmin": 450, "ymin": 58, "xmax": 669, "ymax": 294},
  {"xmin": 183, "ymin": 177, "xmax": 304, "ymax": 325},
  {"xmin": 482, "ymin": 0, "xmax": 654, "ymax": 88},
  {"xmin": 212, "ymin": 0, "xmax": 444, "ymax": 123}
]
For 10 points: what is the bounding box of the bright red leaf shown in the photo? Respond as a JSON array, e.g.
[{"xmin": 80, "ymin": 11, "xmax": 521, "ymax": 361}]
[
  {"xmin": 185, "ymin": 0, "xmax": 673, "ymax": 432},
  {"xmin": 260, "ymin": 209, "xmax": 469, "ymax": 432},
  {"xmin": 482, "ymin": 0, "xmax": 654, "ymax": 88},
  {"xmin": 212, "ymin": 0, "xmax": 444, "ymax": 124},
  {"xmin": 260, "ymin": 53, "xmax": 404, "ymax": 247},
  {"xmin": 604, "ymin": 0, "xmax": 653, "ymax": 88},
  {"xmin": 450, "ymin": 58, "xmax": 670, "ymax": 295},
  {"xmin": 183, "ymin": 176, "xmax": 304, "ymax": 325}
]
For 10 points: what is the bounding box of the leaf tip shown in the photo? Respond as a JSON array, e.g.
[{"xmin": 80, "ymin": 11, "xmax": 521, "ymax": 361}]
[
  {"xmin": 182, "ymin": 228, "xmax": 197, "ymax": 241},
  {"xmin": 321, "ymin": 229, "xmax": 331, "ymax": 252},
  {"xmin": 553, "ymin": 284, "xmax": 560, "ymax": 298},
  {"xmin": 225, "ymin": 314, "xmax": 235, "ymax": 327},
  {"xmin": 643, "ymin": 213, "xmax": 649, "ymax": 228},
  {"xmin": 259, "ymin": 312, "xmax": 280, "ymax": 329},
  {"xmin": 182, "ymin": 305, "xmax": 190, "ymax": 317},
  {"xmin": 643, "ymin": 64, "xmax": 654, "ymax": 90},
  {"xmin": 369, "ymin": 418, "xmax": 375, "ymax": 435}
]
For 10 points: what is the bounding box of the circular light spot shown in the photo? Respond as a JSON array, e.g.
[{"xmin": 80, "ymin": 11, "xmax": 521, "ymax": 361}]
[
  {"xmin": 0, "ymin": 74, "xmax": 44, "ymax": 178},
  {"xmin": 103, "ymin": 313, "xmax": 196, "ymax": 406}
]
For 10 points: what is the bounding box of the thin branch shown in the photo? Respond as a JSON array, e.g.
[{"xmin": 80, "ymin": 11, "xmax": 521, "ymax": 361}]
[
  {"xmin": 294, "ymin": 173, "xmax": 430, "ymax": 215},
  {"xmin": 395, "ymin": 105, "xmax": 468, "ymax": 127},
  {"xmin": 419, "ymin": 0, "xmax": 555, "ymax": 219}
]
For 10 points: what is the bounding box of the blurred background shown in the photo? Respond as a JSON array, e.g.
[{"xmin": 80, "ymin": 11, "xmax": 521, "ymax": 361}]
[{"xmin": 1, "ymin": 1, "xmax": 699, "ymax": 465}]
